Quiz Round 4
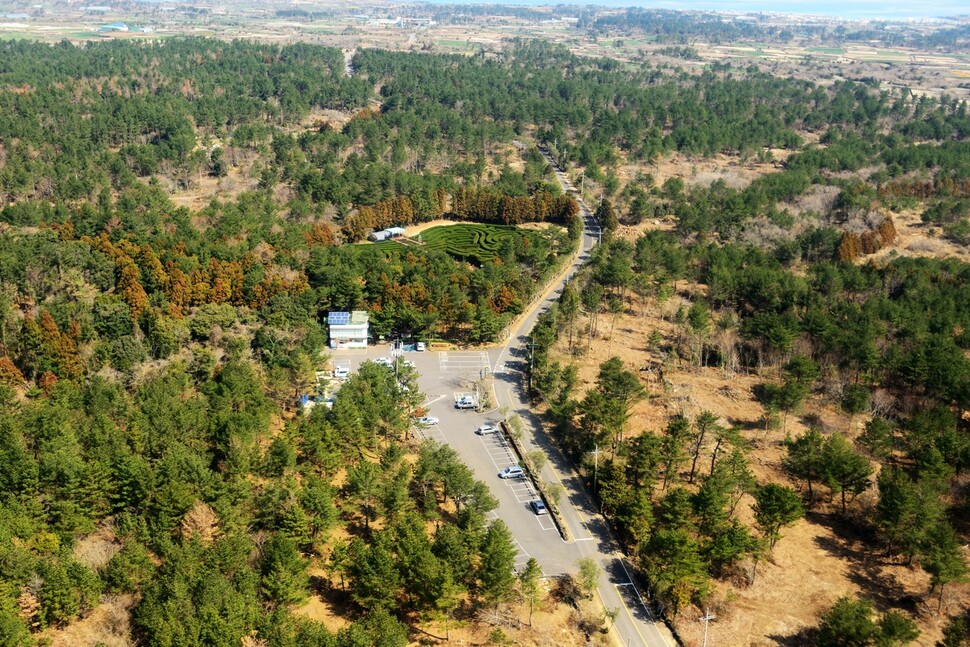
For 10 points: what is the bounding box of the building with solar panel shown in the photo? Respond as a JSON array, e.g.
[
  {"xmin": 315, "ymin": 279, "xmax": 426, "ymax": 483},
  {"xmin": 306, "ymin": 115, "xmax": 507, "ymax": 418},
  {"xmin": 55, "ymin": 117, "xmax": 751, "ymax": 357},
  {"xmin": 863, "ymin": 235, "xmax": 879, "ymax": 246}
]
[{"xmin": 327, "ymin": 311, "xmax": 370, "ymax": 349}]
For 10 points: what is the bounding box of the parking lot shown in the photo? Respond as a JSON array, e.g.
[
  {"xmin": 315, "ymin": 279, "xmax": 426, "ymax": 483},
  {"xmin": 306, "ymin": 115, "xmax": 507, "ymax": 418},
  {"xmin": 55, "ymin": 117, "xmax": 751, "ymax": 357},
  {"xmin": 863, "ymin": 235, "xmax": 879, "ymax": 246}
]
[{"xmin": 329, "ymin": 343, "xmax": 562, "ymax": 562}]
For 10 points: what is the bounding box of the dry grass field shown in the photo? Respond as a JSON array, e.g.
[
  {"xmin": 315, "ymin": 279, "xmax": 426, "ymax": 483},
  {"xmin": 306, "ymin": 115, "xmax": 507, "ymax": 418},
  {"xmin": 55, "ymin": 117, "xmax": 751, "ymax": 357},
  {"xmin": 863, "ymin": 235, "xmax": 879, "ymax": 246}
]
[{"xmin": 545, "ymin": 270, "xmax": 970, "ymax": 645}]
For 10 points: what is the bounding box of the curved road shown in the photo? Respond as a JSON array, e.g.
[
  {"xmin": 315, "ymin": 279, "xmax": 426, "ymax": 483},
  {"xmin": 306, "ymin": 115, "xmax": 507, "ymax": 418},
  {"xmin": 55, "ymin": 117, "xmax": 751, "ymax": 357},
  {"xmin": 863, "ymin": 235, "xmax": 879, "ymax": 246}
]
[{"xmin": 485, "ymin": 152, "xmax": 676, "ymax": 647}]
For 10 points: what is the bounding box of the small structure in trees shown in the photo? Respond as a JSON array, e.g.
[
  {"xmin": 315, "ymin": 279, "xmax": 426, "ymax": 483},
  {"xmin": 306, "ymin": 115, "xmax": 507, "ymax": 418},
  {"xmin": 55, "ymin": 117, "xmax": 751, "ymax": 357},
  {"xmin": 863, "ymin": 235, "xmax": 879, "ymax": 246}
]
[{"xmin": 328, "ymin": 310, "xmax": 369, "ymax": 349}]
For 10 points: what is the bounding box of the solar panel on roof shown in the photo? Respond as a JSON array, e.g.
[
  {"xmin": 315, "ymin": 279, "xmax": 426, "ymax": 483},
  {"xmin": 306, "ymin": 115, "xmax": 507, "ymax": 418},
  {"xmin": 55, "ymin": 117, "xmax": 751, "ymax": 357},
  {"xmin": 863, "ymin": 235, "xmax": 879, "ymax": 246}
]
[{"xmin": 328, "ymin": 312, "xmax": 351, "ymax": 325}]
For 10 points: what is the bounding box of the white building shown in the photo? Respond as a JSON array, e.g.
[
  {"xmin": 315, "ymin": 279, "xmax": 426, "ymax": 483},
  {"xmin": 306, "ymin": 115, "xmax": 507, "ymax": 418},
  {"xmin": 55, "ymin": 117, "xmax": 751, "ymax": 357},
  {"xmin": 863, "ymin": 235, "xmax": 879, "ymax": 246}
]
[
  {"xmin": 369, "ymin": 226, "xmax": 407, "ymax": 242},
  {"xmin": 328, "ymin": 311, "xmax": 369, "ymax": 349}
]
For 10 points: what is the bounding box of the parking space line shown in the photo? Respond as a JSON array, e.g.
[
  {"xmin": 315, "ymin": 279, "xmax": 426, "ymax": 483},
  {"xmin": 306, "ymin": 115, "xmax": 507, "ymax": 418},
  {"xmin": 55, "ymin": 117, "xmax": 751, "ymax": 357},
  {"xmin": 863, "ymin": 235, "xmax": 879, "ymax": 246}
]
[
  {"xmin": 420, "ymin": 394, "xmax": 446, "ymax": 408},
  {"xmin": 479, "ymin": 435, "xmax": 519, "ymax": 471},
  {"xmin": 512, "ymin": 539, "xmax": 531, "ymax": 568},
  {"xmin": 414, "ymin": 425, "xmax": 446, "ymax": 444}
]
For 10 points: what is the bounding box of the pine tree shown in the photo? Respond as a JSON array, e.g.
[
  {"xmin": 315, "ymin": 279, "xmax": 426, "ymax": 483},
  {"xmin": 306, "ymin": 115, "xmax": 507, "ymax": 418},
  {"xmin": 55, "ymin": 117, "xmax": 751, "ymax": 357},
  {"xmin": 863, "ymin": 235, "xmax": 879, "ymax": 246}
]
[
  {"xmin": 782, "ymin": 427, "xmax": 826, "ymax": 503},
  {"xmin": 260, "ymin": 535, "xmax": 308, "ymax": 607},
  {"xmin": 519, "ymin": 558, "xmax": 543, "ymax": 626},
  {"xmin": 753, "ymin": 483, "xmax": 803, "ymax": 550},
  {"xmin": 822, "ymin": 433, "xmax": 874, "ymax": 515},
  {"xmin": 923, "ymin": 522, "xmax": 969, "ymax": 613},
  {"xmin": 478, "ymin": 520, "xmax": 517, "ymax": 605}
]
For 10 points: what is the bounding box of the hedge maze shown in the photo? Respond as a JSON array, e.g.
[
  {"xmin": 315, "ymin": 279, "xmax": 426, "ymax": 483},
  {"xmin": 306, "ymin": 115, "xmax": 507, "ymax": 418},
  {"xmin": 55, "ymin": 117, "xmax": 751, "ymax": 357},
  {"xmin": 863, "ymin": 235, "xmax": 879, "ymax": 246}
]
[{"xmin": 419, "ymin": 224, "xmax": 539, "ymax": 264}]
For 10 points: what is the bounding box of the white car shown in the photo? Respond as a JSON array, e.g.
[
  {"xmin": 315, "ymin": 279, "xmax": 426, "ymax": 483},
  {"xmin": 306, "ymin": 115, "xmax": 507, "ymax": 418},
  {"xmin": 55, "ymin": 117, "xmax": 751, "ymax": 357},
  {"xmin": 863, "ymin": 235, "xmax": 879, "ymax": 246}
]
[
  {"xmin": 401, "ymin": 359, "xmax": 415, "ymax": 368},
  {"xmin": 417, "ymin": 416, "xmax": 439, "ymax": 426},
  {"xmin": 476, "ymin": 424, "xmax": 500, "ymax": 435},
  {"xmin": 498, "ymin": 465, "xmax": 524, "ymax": 479},
  {"xmin": 333, "ymin": 367, "xmax": 350, "ymax": 379},
  {"xmin": 374, "ymin": 357, "xmax": 393, "ymax": 367},
  {"xmin": 455, "ymin": 396, "xmax": 476, "ymax": 410},
  {"xmin": 416, "ymin": 342, "xmax": 426, "ymax": 352}
]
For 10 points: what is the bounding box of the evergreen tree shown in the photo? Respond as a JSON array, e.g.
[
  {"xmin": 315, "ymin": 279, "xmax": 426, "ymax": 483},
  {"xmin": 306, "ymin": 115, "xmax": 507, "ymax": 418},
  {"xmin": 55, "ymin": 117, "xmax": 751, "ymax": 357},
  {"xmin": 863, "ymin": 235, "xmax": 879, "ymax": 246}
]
[
  {"xmin": 660, "ymin": 415, "xmax": 692, "ymax": 490},
  {"xmin": 753, "ymin": 483, "xmax": 803, "ymax": 550},
  {"xmin": 782, "ymin": 426, "xmax": 826, "ymax": 503},
  {"xmin": 821, "ymin": 433, "xmax": 874, "ymax": 515},
  {"xmin": 816, "ymin": 596, "xmax": 877, "ymax": 647},
  {"xmin": 923, "ymin": 522, "xmax": 969, "ymax": 613},
  {"xmin": 478, "ymin": 520, "xmax": 517, "ymax": 605},
  {"xmin": 260, "ymin": 535, "xmax": 309, "ymax": 607},
  {"xmin": 519, "ymin": 558, "xmax": 543, "ymax": 627}
]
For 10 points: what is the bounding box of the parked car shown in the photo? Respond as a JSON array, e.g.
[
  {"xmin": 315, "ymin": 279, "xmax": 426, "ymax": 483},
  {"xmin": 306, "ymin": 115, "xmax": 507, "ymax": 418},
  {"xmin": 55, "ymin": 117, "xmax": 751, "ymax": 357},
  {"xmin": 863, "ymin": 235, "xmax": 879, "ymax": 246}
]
[
  {"xmin": 417, "ymin": 416, "xmax": 439, "ymax": 425},
  {"xmin": 476, "ymin": 424, "xmax": 500, "ymax": 435},
  {"xmin": 530, "ymin": 499, "xmax": 548, "ymax": 515},
  {"xmin": 333, "ymin": 367, "xmax": 350, "ymax": 379},
  {"xmin": 401, "ymin": 359, "xmax": 415, "ymax": 368},
  {"xmin": 416, "ymin": 342, "xmax": 426, "ymax": 352},
  {"xmin": 374, "ymin": 357, "xmax": 393, "ymax": 367},
  {"xmin": 455, "ymin": 396, "xmax": 476, "ymax": 410},
  {"xmin": 498, "ymin": 465, "xmax": 524, "ymax": 479}
]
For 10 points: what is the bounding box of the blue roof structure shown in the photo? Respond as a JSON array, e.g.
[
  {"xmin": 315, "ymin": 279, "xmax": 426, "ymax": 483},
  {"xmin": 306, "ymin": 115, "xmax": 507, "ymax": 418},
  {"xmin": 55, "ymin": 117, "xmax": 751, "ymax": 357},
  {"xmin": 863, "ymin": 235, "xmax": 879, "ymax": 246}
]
[{"xmin": 328, "ymin": 311, "xmax": 351, "ymax": 325}]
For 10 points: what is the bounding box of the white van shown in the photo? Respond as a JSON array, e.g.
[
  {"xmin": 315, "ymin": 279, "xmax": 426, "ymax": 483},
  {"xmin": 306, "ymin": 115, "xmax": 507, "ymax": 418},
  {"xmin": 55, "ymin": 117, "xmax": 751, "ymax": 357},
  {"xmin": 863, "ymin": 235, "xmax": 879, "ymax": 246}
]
[
  {"xmin": 333, "ymin": 367, "xmax": 350, "ymax": 379},
  {"xmin": 455, "ymin": 396, "xmax": 476, "ymax": 410},
  {"xmin": 416, "ymin": 341, "xmax": 426, "ymax": 352}
]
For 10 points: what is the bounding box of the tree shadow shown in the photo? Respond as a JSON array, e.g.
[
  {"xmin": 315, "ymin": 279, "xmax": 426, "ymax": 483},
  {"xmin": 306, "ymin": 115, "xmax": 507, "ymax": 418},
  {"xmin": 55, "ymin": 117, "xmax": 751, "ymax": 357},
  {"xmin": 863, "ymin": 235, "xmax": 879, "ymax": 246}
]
[
  {"xmin": 767, "ymin": 627, "xmax": 816, "ymax": 646},
  {"xmin": 727, "ymin": 416, "xmax": 762, "ymax": 432},
  {"xmin": 810, "ymin": 512, "xmax": 918, "ymax": 613},
  {"xmin": 750, "ymin": 382, "xmax": 773, "ymax": 405}
]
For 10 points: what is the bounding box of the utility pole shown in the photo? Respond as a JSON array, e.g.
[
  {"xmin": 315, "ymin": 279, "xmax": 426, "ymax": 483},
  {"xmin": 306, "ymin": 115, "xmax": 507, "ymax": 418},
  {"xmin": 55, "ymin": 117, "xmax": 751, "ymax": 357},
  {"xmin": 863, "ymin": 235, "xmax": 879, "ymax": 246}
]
[{"xmin": 701, "ymin": 609, "xmax": 716, "ymax": 647}]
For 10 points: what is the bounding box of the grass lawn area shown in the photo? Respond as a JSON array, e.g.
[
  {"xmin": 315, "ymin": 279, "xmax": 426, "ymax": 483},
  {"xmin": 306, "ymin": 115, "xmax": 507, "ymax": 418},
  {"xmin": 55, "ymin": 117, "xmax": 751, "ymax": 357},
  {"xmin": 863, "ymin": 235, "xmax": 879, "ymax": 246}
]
[
  {"xmin": 363, "ymin": 223, "xmax": 546, "ymax": 265},
  {"xmin": 419, "ymin": 223, "xmax": 545, "ymax": 264}
]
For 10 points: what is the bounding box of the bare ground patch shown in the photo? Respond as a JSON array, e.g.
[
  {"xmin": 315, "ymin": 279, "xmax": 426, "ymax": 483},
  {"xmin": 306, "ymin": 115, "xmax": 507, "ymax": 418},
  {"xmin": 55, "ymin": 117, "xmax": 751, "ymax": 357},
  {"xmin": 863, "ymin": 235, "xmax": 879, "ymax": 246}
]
[{"xmin": 43, "ymin": 594, "xmax": 136, "ymax": 647}]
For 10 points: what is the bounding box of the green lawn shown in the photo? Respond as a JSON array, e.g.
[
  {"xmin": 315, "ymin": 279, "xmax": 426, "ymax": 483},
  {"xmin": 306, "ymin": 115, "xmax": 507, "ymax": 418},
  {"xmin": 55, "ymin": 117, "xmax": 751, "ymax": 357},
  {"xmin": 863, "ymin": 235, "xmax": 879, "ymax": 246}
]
[
  {"xmin": 419, "ymin": 223, "xmax": 542, "ymax": 264},
  {"xmin": 362, "ymin": 223, "xmax": 544, "ymax": 264}
]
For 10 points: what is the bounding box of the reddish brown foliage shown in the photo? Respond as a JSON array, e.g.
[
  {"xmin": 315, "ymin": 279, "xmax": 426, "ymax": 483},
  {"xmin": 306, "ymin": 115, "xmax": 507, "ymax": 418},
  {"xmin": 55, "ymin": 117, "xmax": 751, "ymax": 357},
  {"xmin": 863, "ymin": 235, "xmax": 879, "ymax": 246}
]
[
  {"xmin": 877, "ymin": 216, "xmax": 897, "ymax": 245},
  {"xmin": 37, "ymin": 311, "xmax": 83, "ymax": 380},
  {"xmin": 451, "ymin": 188, "xmax": 578, "ymax": 224},
  {"xmin": 305, "ymin": 222, "xmax": 336, "ymax": 247},
  {"xmin": 838, "ymin": 216, "xmax": 897, "ymax": 262},
  {"xmin": 878, "ymin": 178, "xmax": 970, "ymax": 199},
  {"xmin": 0, "ymin": 355, "xmax": 25, "ymax": 386},
  {"xmin": 838, "ymin": 232, "xmax": 862, "ymax": 261},
  {"xmin": 38, "ymin": 370, "xmax": 58, "ymax": 394}
]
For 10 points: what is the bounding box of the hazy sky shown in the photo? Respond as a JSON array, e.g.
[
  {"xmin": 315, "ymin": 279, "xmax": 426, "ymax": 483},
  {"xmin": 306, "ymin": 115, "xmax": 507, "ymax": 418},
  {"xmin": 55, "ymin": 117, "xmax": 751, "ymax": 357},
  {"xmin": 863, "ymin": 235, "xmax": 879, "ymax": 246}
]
[{"xmin": 422, "ymin": 0, "xmax": 968, "ymax": 20}]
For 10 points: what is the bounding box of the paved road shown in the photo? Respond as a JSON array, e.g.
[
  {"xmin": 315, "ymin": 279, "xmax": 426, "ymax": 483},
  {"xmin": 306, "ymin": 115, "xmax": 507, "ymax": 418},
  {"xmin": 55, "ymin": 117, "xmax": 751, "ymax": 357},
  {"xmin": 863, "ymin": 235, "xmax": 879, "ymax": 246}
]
[
  {"xmin": 330, "ymin": 154, "xmax": 676, "ymax": 646},
  {"xmin": 489, "ymin": 152, "xmax": 675, "ymax": 647}
]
